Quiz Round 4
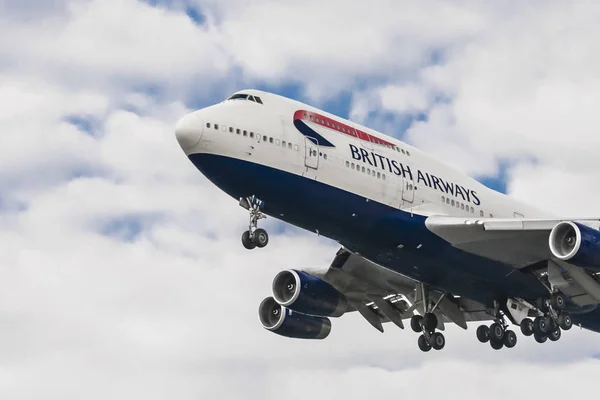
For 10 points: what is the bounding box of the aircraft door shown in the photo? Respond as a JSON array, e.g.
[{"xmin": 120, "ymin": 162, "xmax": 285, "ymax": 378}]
[
  {"xmin": 402, "ymin": 174, "xmax": 415, "ymax": 204},
  {"xmin": 304, "ymin": 137, "xmax": 319, "ymax": 169}
]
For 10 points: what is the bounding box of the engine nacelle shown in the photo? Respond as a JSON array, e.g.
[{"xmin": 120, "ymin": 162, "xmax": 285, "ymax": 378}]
[
  {"xmin": 549, "ymin": 221, "xmax": 600, "ymax": 269},
  {"xmin": 272, "ymin": 270, "xmax": 348, "ymax": 317},
  {"xmin": 258, "ymin": 297, "xmax": 331, "ymax": 339}
]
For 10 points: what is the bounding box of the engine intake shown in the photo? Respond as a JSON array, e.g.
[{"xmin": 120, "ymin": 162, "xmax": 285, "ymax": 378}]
[
  {"xmin": 258, "ymin": 297, "xmax": 331, "ymax": 339},
  {"xmin": 549, "ymin": 221, "xmax": 600, "ymax": 269},
  {"xmin": 272, "ymin": 270, "xmax": 348, "ymax": 317}
]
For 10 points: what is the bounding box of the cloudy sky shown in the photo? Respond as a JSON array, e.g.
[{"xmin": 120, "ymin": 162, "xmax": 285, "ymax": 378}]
[{"xmin": 2, "ymin": 0, "xmax": 600, "ymax": 398}]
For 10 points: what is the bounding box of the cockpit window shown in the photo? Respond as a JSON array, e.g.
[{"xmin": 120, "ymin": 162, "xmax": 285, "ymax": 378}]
[
  {"xmin": 228, "ymin": 93, "xmax": 248, "ymax": 100},
  {"xmin": 227, "ymin": 93, "xmax": 263, "ymax": 104}
]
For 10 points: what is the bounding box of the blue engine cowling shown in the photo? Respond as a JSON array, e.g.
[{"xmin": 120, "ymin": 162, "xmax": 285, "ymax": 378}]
[
  {"xmin": 271, "ymin": 270, "xmax": 348, "ymax": 317},
  {"xmin": 549, "ymin": 221, "xmax": 600, "ymax": 269},
  {"xmin": 258, "ymin": 297, "xmax": 331, "ymax": 339}
]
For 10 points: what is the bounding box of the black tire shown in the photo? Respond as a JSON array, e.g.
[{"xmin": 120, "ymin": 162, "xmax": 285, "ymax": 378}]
[
  {"xmin": 476, "ymin": 325, "xmax": 490, "ymax": 343},
  {"xmin": 431, "ymin": 332, "xmax": 445, "ymax": 350},
  {"xmin": 489, "ymin": 322, "xmax": 504, "ymax": 342},
  {"xmin": 548, "ymin": 328, "xmax": 562, "ymax": 342},
  {"xmin": 490, "ymin": 339, "xmax": 503, "ymax": 350},
  {"xmin": 520, "ymin": 318, "xmax": 534, "ymax": 336},
  {"xmin": 418, "ymin": 335, "xmax": 431, "ymax": 352},
  {"xmin": 551, "ymin": 293, "xmax": 566, "ymax": 310},
  {"xmin": 241, "ymin": 231, "xmax": 256, "ymax": 250},
  {"xmin": 558, "ymin": 313, "xmax": 573, "ymax": 331},
  {"xmin": 534, "ymin": 332, "xmax": 547, "ymax": 344},
  {"xmin": 534, "ymin": 316, "xmax": 549, "ymax": 335},
  {"xmin": 503, "ymin": 330, "xmax": 517, "ymax": 348},
  {"xmin": 253, "ymin": 228, "xmax": 269, "ymax": 248},
  {"xmin": 422, "ymin": 313, "xmax": 438, "ymax": 332},
  {"xmin": 410, "ymin": 315, "xmax": 423, "ymax": 333}
]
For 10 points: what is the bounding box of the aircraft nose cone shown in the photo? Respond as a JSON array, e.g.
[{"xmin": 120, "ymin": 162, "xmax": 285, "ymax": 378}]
[{"xmin": 175, "ymin": 112, "xmax": 203, "ymax": 151}]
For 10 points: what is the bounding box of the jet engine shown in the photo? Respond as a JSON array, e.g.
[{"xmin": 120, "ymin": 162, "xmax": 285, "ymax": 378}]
[
  {"xmin": 258, "ymin": 297, "xmax": 331, "ymax": 339},
  {"xmin": 272, "ymin": 270, "xmax": 348, "ymax": 317},
  {"xmin": 549, "ymin": 221, "xmax": 600, "ymax": 269}
]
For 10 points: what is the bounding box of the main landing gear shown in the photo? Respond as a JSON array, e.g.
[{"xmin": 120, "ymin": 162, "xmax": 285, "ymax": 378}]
[
  {"xmin": 475, "ymin": 302, "xmax": 517, "ymax": 350},
  {"xmin": 411, "ymin": 284, "xmax": 446, "ymax": 352},
  {"xmin": 239, "ymin": 195, "xmax": 269, "ymax": 250},
  {"xmin": 520, "ymin": 293, "xmax": 572, "ymax": 345}
]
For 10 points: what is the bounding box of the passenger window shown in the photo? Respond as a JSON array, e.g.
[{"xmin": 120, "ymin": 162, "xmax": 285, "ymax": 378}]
[
  {"xmin": 346, "ymin": 161, "xmax": 350, "ymax": 167},
  {"xmin": 206, "ymin": 122, "xmax": 211, "ymax": 128},
  {"xmin": 304, "ymin": 113, "xmax": 308, "ymax": 118},
  {"xmin": 294, "ymin": 144, "xmax": 298, "ymax": 151},
  {"xmin": 236, "ymin": 129, "xmax": 241, "ymax": 134},
  {"xmin": 270, "ymin": 137, "xmax": 274, "ymax": 143},
  {"xmin": 407, "ymin": 151, "xmax": 411, "ymax": 156},
  {"xmin": 382, "ymin": 174, "xmax": 386, "ymax": 180},
  {"xmin": 362, "ymin": 166, "xmax": 365, "ymax": 173},
  {"xmin": 229, "ymin": 127, "xmax": 233, "ymax": 133},
  {"xmin": 282, "ymin": 141, "xmax": 286, "ymax": 147},
  {"xmin": 442, "ymin": 196, "xmax": 445, "ymax": 202},
  {"xmin": 480, "ymin": 210, "xmax": 484, "ymax": 217},
  {"xmin": 446, "ymin": 198, "xmax": 450, "ymax": 204},
  {"xmin": 250, "ymin": 132, "xmax": 254, "ymax": 138},
  {"xmin": 401, "ymin": 149, "xmax": 405, "ymax": 154},
  {"xmin": 288, "ymin": 143, "xmax": 292, "ymax": 149},
  {"xmin": 351, "ymin": 163, "xmax": 355, "ymax": 170},
  {"xmin": 323, "ymin": 154, "xmax": 327, "ymax": 160},
  {"xmin": 243, "ymin": 130, "xmax": 247, "ymax": 136},
  {"xmin": 309, "ymin": 115, "xmax": 314, "ymax": 120},
  {"xmin": 256, "ymin": 134, "xmax": 261, "ymax": 140},
  {"xmin": 461, "ymin": 203, "xmax": 465, "ymax": 210},
  {"xmin": 214, "ymin": 124, "xmax": 219, "ymax": 130},
  {"xmin": 377, "ymin": 172, "xmax": 381, "ymax": 178},
  {"xmin": 451, "ymin": 200, "xmax": 455, "ymax": 206},
  {"xmin": 221, "ymin": 125, "xmax": 226, "ymax": 132},
  {"xmin": 490, "ymin": 213, "xmax": 494, "ymax": 218},
  {"xmin": 367, "ymin": 169, "xmax": 371, "ymax": 175}
]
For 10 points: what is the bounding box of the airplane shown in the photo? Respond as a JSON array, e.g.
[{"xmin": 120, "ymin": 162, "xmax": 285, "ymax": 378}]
[{"xmin": 175, "ymin": 89, "xmax": 600, "ymax": 352}]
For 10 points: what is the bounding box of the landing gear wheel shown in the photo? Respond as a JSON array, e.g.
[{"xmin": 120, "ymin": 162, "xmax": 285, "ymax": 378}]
[
  {"xmin": 431, "ymin": 332, "xmax": 445, "ymax": 350},
  {"xmin": 534, "ymin": 316, "xmax": 550, "ymax": 335},
  {"xmin": 476, "ymin": 325, "xmax": 490, "ymax": 343},
  {"xmin": 534, "ymin": 332, "xmax": 548, "ymax": 344},
  {"xmin": 418, "ymin": 335, "xmax": 431, "ymax": 352},
  {"xmin": 490, "ymin": 339, "xmax": 504, "ymax": 350},
  {"xmin": 241, "ymin": 231, "xmax": 256, "ymax": 250},
  {"xmin": 422, "ymin": 313, "xmax": 438, "ymax": 332},
  {"xmin": 548, "ymin": 328, "xmax": 562, "ymax": 342},
  {"xmin": 489, "ymin": 322, "xmax": 505, "ymax": 342},
  {"xmin": 410, "ymin": 315, "xmax": 423, "ymax": 333},
  {"xmin": 520, "ymin": 318, "xmax": 534, "ymax": 337},
  {"xmin": 551, "ymin": 293, "xmax": 566, "ymax": 310},
  {"xmin": 503, "ymin": 330, "xmax": 517, "ymax": 348},
  {"xmin": 253, "ymin": 228, "xmax": 269, "ymax": 248},
  {"xmin": 558, "ymin": 313, "xmax": 573, "ymax": 331}
]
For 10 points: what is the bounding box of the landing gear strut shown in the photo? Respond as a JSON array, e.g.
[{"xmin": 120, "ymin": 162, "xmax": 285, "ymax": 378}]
[
  {"xmin": 475, "ymin": 301, "xmax": 517, "ymax": 350},
  {"xmin": 411, "ymin": 284, "xmax": 446, "ymax": 352},
  {"xmin": 239, "ymin": 196, "xmax": 269, "ymax": 250}
]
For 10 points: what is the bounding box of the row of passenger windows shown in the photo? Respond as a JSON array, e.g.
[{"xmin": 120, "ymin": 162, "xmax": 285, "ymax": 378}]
[
  {"xmin": 345, "ymin": 161, "xmax": 387, "ymax": 180},
  {"xmin": 206, "ymin": 122, "xmax": 300, "ymax": 151},
  {"xmin": 441, "ymin": 195, "xmax": 493, "ymax": 217},
  {"xmin": 442, "ymin": 196, "xmax": 474, "ymax": 213}
]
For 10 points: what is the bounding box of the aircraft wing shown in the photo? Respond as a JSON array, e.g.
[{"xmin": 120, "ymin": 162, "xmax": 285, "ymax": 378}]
[
  {"xmin": 309, "ymin": 248, "xmax": 493, "ymax": 332},
  {"xmin": 425, "ymin": 216, "xmax": 600, "ymax": 269}
]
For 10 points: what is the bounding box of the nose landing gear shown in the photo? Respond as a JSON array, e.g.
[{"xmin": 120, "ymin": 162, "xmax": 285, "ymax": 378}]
[{"xmin": 239, "ymin": 196, "xmax": 269, "ymax": 250}]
